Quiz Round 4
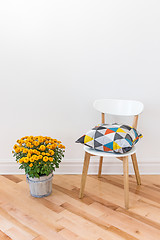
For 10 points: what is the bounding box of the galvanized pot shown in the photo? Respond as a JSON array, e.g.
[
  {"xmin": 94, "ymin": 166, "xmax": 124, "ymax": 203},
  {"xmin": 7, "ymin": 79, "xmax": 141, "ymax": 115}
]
[{"xmin": 26, "ymin": 173, "xmax": 53, "ymax": 198}]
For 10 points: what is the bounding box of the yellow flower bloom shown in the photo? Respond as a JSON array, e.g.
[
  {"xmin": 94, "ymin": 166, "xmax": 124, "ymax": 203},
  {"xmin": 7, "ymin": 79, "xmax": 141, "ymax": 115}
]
[
  {"xmin": 36, "ymin": 151, "xmax": 40, "ymax": 155},
  {"xmin": 39, "ymin": 162, "xmax": 41, "ymax": 164},
  {"xmin": 28, "ymin": 136, "xmax": 34, "ymax": 142},
  {"xmin": 19, "ymin": 158, "xmax": 24, "ymax": 164},
  {"xmin": 49, "ymin": 157, "xmax": 53, "ymax": 162},
  {"xmin": 21, "ymin": 136, "xmax": 27, "ymax": 140},
  {"xmin": 42, "ymin": 152, "xmax": 46, "ymax": 155},
  {"xmin": 28, "ymin": 149, "xmax": 33, "ymax": 154},
  {"xmin": 46, "ymin": 153, "xmax": 50, "ymax": 156},
  {"xmin": 19, "ymin": 140, "xmax": 24, "ymax": 144},
  {"xmin": 50, "ymin": 143, "xmax": 57, "ymax": 149},
  {"xmin": 15, "ymin": 147, "xmax": 21, "ymax": 153},
  {"xmin": 46, "ymin": 144, "xmax": 51, "ymax": 149},
  {"xmin": 27, "ymin": 153, "xmax": 31, "ymax": 158},
  {"xmin": 26, "ymin": 142, "xmax": 31, "ymax": 148},
  {"xmin": 46, "ymin": 137, "xmax": 51, "ymax": 140},
  {"xmin": 33, "ymin": 141, "xmax": 39, "ymax": 147},
  {"xmin": 39, "ymin": 145, "xmax": 46, "ymax": 151},
  {"xmin": 43, "ymin": 156, "xmax": 48, "ymax": 162},
  {"xmin": 29, "ymin": 163, "xmax": 33, "ymax": 167},
  {"xmin": 32, "ymin": 155, "xmax": 38, "ymax": 161},
  {"xmin": 59, "ymin": 144, "xmax": 65, "ymax": 149},
  {"xmin": 38, "ymin": 155, "xmax": 43, "ymax": 159},
  {"xmin": 13, "ymin": 144, "xmax": 18, "ymax": 150},
  {"xmin": 49, "ymin": 150, "xmax": 54, "ymax": 155},
  {"xmin": 30, "ymin": 157, "xmax": 34, "ymax": 162},
  {"xmin": 24, "ymin": 157, "xmax": 29, "ymax": 163},
  {"xmin": 23, "ymin": 148, "xmax": 28, "ymax": 154},
  {"xmin": 38, "ymin": 137, "xmax": 44, "ymax": 143}
]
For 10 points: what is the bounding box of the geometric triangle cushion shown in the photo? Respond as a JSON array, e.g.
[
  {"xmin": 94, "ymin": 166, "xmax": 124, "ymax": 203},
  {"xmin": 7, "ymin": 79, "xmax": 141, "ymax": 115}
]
[{"xmin": 76, "ymin": 123, "xmax": 143, "ymax": 154}]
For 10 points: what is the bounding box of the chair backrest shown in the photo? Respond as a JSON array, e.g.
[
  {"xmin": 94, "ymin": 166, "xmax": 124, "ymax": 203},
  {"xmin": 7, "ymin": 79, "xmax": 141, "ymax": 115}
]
[
  {"xmin": 93, "ymin": 99, "xmax": 144, "ymax": 129},
  {"xmin": 93, "ymin": 99, "xmax": 144, "ymax": 116}
]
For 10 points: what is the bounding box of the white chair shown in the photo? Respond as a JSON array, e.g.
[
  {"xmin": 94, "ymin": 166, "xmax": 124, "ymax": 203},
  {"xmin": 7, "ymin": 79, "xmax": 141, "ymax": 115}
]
[{"xmin": 79, "ymin": 99, "xmax": 144, "ymax": 209}]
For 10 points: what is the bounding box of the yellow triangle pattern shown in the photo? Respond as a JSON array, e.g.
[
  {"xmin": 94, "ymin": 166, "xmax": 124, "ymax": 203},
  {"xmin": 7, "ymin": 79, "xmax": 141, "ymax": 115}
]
[
  {"xmin": 113, "ymin": 141, "xmax": 121, "ymax": 150},
  {"xmin": 84, "ymin": 135, "xmax": 93, "ymax": 144},
  {"xmin": 116, "ymin": 128, "xmax": 126, "ymax": 133}
]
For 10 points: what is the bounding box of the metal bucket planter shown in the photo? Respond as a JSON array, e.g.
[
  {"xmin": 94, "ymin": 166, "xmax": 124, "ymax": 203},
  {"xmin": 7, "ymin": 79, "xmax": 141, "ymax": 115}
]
[{"xmin": 26, "ymin": 173, "xmax": 53, "ymax": 198}]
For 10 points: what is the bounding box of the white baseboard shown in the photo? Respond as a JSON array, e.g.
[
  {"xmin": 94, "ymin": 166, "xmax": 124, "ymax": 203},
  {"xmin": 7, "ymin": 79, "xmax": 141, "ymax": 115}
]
[{"xmin": 0, "ymin": 158, "xmax": 160, "ymax": 175}]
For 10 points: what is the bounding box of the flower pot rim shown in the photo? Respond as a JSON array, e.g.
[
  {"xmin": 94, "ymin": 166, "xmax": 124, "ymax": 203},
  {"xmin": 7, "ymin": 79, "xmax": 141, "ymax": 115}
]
[{"xmin": 26, "ymin": 172, "xmax": 53, "ymax": 183}]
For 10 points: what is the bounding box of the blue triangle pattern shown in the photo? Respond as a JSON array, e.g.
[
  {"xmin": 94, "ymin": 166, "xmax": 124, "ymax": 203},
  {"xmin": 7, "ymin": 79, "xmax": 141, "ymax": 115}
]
[
  {"xmin": 104, "ymin": 141, "xmax": 113, "ymax": 149},
  {"xmin": 109, "ymin": 128, "xmax": 119, "ymax": 132},
  {"xmin": 125, "ymin": 138, "xmax": 133, "ymax": 146},
  {"xmin": 133, "ymin": 128, "xmax": 138, "ymax": 137}
]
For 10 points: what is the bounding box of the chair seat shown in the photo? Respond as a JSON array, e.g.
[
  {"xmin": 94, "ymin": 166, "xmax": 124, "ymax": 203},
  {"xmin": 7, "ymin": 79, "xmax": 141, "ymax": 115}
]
[{"xmin": 84, "ymin": 145, "xmax": 136, "ymax": 157}]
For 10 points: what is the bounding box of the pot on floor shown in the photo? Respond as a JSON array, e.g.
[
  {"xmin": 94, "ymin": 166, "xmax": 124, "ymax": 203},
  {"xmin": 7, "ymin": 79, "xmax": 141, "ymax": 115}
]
[{"xmin": 26, "ymin": 173, "xmax": 53, "ymax": 198}]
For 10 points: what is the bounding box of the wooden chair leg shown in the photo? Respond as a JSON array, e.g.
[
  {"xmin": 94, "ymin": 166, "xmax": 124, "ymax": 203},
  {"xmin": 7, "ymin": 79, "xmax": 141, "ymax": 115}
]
[
  {"xmin": 98, "ymin": 156, "xmax": 103, "ymax": 178},
  {"xmin": 131, "ymin": 153, "xmax": 141, "ymax": 185},
  {"xmin": 123, "ymin": 156, "xmax": 129, "ymax": 209},
  {"xmin": 79, "ymin": 152, "xmax": 90, "ymax": 199}
]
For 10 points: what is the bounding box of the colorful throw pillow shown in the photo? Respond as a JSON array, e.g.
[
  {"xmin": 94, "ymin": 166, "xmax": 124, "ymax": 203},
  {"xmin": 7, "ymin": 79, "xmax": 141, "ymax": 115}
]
[{"xmin": 76, "ymin": 123, "xmax": 143, "ymax": 154}]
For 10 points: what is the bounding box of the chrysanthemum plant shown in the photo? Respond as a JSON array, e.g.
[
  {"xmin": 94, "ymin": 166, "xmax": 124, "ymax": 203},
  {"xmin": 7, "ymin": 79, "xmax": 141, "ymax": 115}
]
[{"xmin": 12, "ymin": 136, "xmax": 65, "ymax": 178}]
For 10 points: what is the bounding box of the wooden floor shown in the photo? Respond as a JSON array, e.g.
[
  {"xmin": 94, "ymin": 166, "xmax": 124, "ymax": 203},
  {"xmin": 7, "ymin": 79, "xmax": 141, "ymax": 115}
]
[{"xmin": 0, "ymin": 175, "xmax": 160, "ymax": 240}]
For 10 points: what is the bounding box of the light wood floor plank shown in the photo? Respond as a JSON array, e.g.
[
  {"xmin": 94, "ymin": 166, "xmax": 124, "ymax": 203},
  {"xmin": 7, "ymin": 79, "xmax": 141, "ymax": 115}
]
[
  {"xmin": 3, "ymin": 175, "xmax": 22, "ymax": 183},
  {"xmin": 5, "ymin": 226, "xmax": 35, "ymax": 240},
  {"xmin": 0, "ymin": 175, "xmax": 160, "ymax": 240},
  {"xmin": 0, "ymin": 230, "xmax": 12, "ymax": 240}
]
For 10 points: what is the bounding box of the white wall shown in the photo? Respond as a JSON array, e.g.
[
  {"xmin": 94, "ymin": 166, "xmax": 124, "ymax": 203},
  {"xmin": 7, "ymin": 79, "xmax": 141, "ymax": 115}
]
[{"xmin": 0, "ymin": 0, "xmax": 160, "ymax": 174}]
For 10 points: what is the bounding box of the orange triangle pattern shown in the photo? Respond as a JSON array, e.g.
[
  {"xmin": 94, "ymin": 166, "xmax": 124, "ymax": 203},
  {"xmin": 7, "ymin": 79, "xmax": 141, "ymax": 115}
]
[
  {"xmin": 103, "ymin": 146, "xmax": 112, "ymax": 152},
  {"xmin": 105, "ymin": 128, "xmax": 115, "ymax": 135}
]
